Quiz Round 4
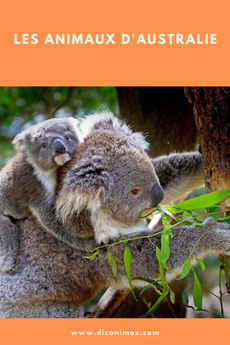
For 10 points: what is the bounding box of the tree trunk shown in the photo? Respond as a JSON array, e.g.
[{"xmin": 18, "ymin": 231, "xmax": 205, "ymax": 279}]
[
  {"xmin": 185, "ymin": 87, "xmax": 230, "ymax": 207},
  {"xmin": 116, "ymin": 87, "xmax": 196, "ymax": 156},
  {"xmin": 185, "ymin": 86, "xmax": 230, "ymax": 297}
]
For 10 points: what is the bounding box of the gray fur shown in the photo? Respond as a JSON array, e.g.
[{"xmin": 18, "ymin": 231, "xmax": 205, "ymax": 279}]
[
  {"xmin": 56, "ymin": 128, "xmax": 162, "ymax": 244},
  {"xmin": 79, "ymin": 111, "xmax": 150, "ymax": 151},
  {"xmin": 0, "ymin": 123, "xmax": 229, "ymax": 318},
  {"xmin": 0, "ymin": 216, "xmax": 229, "ymax": 317},
  {"xmin": 152, "ymin": 151, "xmax": 204, "ymax": 204},
  {"xmin": 0, "ymin": 117, "xmax": 80, "ymax": 272}
]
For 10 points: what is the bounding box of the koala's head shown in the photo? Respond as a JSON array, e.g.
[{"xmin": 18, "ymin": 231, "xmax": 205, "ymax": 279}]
[
  {"xmin": 80, "ymin": 111, "xmax": 149, "ymax": 151},
  {"xmin": 13, "ymin": 117, "xmax": 81, "ymax": 172},
  {"xmin": 56, "ymin": 129, "xmax": 164, "ymax": 244}
]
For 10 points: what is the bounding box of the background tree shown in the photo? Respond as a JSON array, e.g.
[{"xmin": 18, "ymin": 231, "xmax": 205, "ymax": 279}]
[
  {"xmin": 116, "ymin": 87, "xmax": 197, "ymax": 156},
  {"xmin": 185, "ymin": 87, "xmax": 230, "ymax": 203},
  {"xmin": 185, "ymin": 87, "xmax": 230, "ymax": 304}
]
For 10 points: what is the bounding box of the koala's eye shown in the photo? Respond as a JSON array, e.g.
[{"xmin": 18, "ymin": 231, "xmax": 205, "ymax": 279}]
[
  {"xmin": 41, "ymin": 143, "xmax": 46, "ymax": 148},
  {"xmin": 65, "ymin": 135, "xmax": 70, "ymax": 140},
  {"xmin": 130, "ymin": 188, "xmax": 142, "ymax": 196}
]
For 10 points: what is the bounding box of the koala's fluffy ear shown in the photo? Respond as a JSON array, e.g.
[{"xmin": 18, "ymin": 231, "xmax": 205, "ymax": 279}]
[
  {"xmin": 56, "ymin": 158, "xmax": 111, "ymax": 221},
  {"xmin": 12, "ymin": 130, "xmax": 28, "ymax": 152},
  {"xmin": 80, "ymin": 112, "xmax": 150, "ymax": 151}
]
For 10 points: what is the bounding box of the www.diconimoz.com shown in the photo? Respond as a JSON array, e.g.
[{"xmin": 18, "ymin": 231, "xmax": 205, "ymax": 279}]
[{"xmin": 71, "ymin": 329, "xmax": 160, "ymax": 336}]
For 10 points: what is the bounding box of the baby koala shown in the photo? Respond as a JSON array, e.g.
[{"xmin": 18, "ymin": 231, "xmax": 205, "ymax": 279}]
[{"xmin": 0, "ymin": 117, "xmax": 82, "ymax": 272}]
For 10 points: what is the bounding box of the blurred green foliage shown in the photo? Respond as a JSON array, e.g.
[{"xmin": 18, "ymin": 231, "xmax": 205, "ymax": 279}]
[
  {"xmin": 0, "ymin": 87, "xmax": 118, "ymax": 168},
  {"xmin": 0, "ymin": 87, "xmax": 118, "ymax": 135},
  {"xmin": 0, "ymin": 138, "xmax": 15, "ymax": 168}
]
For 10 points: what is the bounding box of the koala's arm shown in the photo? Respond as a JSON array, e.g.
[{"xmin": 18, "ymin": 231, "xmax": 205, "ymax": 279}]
[
  {"xmin": 152, "ymin": 152, "xmax": 204, "ymax": 204},
  {"xmin": 103, "ymin": 218, "xmax": 230, "ymax": 287}
]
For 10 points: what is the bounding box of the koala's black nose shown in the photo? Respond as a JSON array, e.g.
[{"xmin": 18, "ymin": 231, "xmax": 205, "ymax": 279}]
[
  {"xmin": 151, "ymin": 183, "xmax": 164, "ymax": 207},
  {"xmin": 52, "ymin": 139, "xmax": 66, "ymax": 154}
]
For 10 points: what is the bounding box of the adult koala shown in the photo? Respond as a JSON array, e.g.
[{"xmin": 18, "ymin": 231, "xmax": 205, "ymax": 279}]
[{"xmin": 0, "ymin": 114, "xmax": 230, "ymax": 318}]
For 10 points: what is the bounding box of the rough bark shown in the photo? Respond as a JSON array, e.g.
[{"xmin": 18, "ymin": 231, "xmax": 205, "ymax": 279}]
[
  {"xmin": 185, "ymin": 87, "xmax": 230, "ymax": 207},
  {"xmin": 185, "ymin": 86, "xmax": 230, "ymax": 295}
]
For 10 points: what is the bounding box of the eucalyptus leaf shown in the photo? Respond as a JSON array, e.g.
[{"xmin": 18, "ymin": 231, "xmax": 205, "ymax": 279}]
[
  {"xmin": 157, "ymin": 205, "xmax": 178, "ymax": 221},
  {"xmin": 141, "ymin": 285, "xmax": 170, "ymax": 317},
  {"xmin": 168, "ymin": 190, "xmax": 230, "ymax": 212},
  {"xmin": 178, "ymin": 258, "xmax": 191, "ymax": 280},
  {"xmin": 160, "ymin": 233, "xmax": 170, "ymax": 266},
  {"xmin": 162, "ymin": 215, "xmax": 173, "ymax": 237},
  {"xmin": 132, "ymin": 277, "xmax": 161, "ymax": 289},
  {"xmin": 140, "ymin": 284, "xmax": 152, "ymax": 296},
  {"xmin": 193, "ymin": 271, "xmax": 202, "ymax": 310},
  {"xmin": 107, "ymin": 251, "xmax": 118, "ymax": 278},
  {"xmin": 156, "ymin": 246, "xmax": 166, "ymax": 283},
  {"xmin": 124, "ymin": 246, "xmax": 136, "ymax": 300},
  {"xmin": 195, "ymin": 258, "xmax": 206, "ymax": 272},
  {"xmin": 83, "ymin": 251, "xmax": 98, "ymax": 261},
  {"xmin": 170, "ymin": 288, "xmax": 175, "ymax": 304}
]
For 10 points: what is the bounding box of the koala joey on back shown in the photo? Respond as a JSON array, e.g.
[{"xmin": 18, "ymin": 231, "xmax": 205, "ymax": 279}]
[{"xmin": 0, "ymin": 117, "xmax": 82, "ymax": 272}]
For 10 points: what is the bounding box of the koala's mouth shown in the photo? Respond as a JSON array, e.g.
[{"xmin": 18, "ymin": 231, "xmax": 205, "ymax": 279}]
[{"xmin": 54, "ymin": 153, "xmax": 71, "ymax": 166}]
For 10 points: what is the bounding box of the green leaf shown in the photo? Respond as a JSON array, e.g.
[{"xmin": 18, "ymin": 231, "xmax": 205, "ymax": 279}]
[
  {"xmin": 162, "ymin": 215, "xmax": 173, "ymax": 237},
  {"xmin": 159, "ymin": 214, "xmax": 173, "ymax": 267},
  {"xmin": 183, "ymin": 210, "xmax": 193, "ymax": 218},
  {"xmin": 107, "ymin": 251, "xmax": 117, "ymax": 278},
  {"xmin": 141, "ymin": 285, "xmax": 170, "ymax": 317},
  {"xmin": 168, "ymin": 190, "xmax": 230, "ymax": 212},
  {"xmin": 170, "ymin": 288, "xmax": 175, "ymax": 304},
  {"xmin": 182, "ymin": 286, "xmax": 189, "ymax": 306},
  {"xmin": 206, "ymin": 206, "xmax": 221, "ymax": 220},
  {"xmin": 218, "ymin": 216, "xmax": 230, "ymax": 223},
  {"xmin": 156, "ymin": 246, "xmax": 166, "ymax": 284},
  {"xmin": 157, "ymin": 205, "xmax": 178, "ymax": 221},
  {"xmin": 124, "ymin": 246, "xmax": 136, "ymax": 300},
  {"xmin": 178, "ymin": 258, "xmax": 191, "ymax": 280},
  {"xmin": 195, "ymin": 258, "xmax": 206, "ymax": 272},
  {"xmin": 132, "ymin": 277, "xmax": 161, "ymax": 290},
  {"xmin": 140, "ymin": 284, "xmax": 152, "ymax": 296},
  {"xmin": 160, "ymin": 233, "xmax": 170, "ymax": 266},
  {"xmin": 193, "ymin": 271, "xmax": 202, "ymax": 310},
  {"xmin": 83, "ymin": 251, "xmax": 98, "ymax": 261}
]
